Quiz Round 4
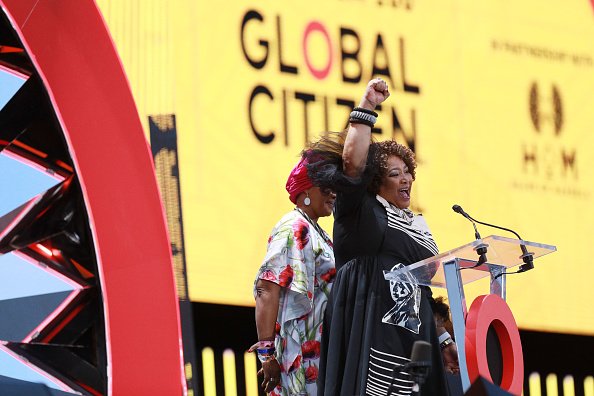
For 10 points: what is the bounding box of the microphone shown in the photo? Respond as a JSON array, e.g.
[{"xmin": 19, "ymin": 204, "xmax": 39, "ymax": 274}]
[
  {"xmin": 452, "ymin": 204, "xmax": 534, "ymax": 273},
  {"xmin": 387, "ymin": 341, "xmax": 432, "ymax": 396},
  {"xmin": 452, "ymin": 205, "xmax": 488, "ymax": 266}
]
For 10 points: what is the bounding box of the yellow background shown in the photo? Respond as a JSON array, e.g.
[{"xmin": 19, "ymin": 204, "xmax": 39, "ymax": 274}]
[{"xmin": 96, "ymin": 0, "xmax": 594, "ymax": 335}]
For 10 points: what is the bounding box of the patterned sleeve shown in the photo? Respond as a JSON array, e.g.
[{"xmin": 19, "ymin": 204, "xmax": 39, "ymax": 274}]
[{"xmin": 255, "ymin": 213, "xmax": 315, "ymax": 322}]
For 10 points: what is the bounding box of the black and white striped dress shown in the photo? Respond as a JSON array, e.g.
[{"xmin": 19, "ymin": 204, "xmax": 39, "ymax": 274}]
[{"xmin": 317, "ymin": 187, "xmax": 449, "ymax": 396}]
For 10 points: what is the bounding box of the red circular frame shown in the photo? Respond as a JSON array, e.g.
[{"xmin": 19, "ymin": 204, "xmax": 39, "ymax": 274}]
[
  {"xmin": 0, "ymin": 1, "xmax": 185, "ymax": 394},
  {"xmin": 465, "ymin": 294, "xmax": 524, "ymax": 395}
]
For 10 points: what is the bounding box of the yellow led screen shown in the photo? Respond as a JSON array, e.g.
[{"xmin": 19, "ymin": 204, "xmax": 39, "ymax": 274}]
[{"xmin": 97, "ymin": 0, "xmax": 594, "ymax": 335}]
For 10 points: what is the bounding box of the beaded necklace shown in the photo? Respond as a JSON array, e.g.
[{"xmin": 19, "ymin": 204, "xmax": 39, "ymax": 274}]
[{"xmin": 294, "ymin": 208, "xmax": 333, "ymax": 247}]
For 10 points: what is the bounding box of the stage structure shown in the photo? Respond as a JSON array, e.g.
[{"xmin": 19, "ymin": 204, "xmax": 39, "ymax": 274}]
[{"xmin": 0, "ymin": 1, "xmax": 186, "ymax": 395}]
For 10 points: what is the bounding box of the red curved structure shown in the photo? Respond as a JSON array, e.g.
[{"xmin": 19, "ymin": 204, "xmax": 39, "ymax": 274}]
[
  {"xmin": 465, "ymin": 294, "xmax": 524, "ymax": 395},
  {"xmin": 0, "ymin": 1, "xmax": 185, "ymax": 394}
]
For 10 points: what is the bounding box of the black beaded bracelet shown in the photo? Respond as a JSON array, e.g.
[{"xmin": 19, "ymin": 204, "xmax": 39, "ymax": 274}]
[
  {"xmin": 349, "ymin": 117, "xmax": 374, "ymax": 128},
  {"xmin": 353, "ymin": 107, "xmax": 378, "ymax": 117}
]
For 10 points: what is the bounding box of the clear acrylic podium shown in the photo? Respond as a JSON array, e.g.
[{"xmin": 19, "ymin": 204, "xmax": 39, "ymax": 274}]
[{"xmin": 384, "ymin": 235, "xmax": 557, "ymax": 391}]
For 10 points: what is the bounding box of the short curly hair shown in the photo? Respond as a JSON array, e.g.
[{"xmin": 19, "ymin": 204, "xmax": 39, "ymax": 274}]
[{"xmin": 367, "ymin": 140, "xmax": 416, "ymax": 195}]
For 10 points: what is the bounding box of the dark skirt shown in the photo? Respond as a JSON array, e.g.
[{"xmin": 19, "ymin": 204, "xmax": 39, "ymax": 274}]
[{"xmin": 317, "ymin": 256, "xmax": 449, "ymax": 396}]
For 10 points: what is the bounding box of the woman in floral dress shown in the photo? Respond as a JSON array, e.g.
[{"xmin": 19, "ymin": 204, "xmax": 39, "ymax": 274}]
[{"xmin": 251, "ymin": 152, "xmax": 336, "ymax": 395}]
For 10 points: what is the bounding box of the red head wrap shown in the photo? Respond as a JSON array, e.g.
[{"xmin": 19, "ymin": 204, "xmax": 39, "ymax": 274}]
[{"xmin": 285, "ymin": 156, "xmax": 313, "ymax": 204}]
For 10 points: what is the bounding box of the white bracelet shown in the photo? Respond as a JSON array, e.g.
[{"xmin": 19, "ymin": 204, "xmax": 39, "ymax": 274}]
[
  {"xmin": 438, "ymin": 331, "xmax": 451, "ymax": 344},
  {"xmin": 349, "ymin": 110, "xmax": 377, "ymax": 124},
  {"xmin": 440, "ymin": 338, "xmax": 454, "ymax": 350}
]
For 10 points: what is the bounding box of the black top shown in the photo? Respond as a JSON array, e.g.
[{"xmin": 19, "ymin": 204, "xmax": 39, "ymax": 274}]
[{"xmin": 333, "ymin": 186, "xmax": 439, "ymax": 271}]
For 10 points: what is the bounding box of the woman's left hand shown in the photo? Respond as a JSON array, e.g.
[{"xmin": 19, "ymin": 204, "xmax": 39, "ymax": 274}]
[
  {"xmin": 258, "ymin": 357, "xmax": 281, "ymax": 393},
  {"xmin": 441, "ymin": 342, "xmax": 460, "ymax": 375}
]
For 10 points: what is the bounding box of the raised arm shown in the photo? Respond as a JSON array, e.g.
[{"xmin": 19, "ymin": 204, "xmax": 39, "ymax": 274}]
[{"xmin": 342, "ymin": 78, "xmax": 390, "ymax": 178}]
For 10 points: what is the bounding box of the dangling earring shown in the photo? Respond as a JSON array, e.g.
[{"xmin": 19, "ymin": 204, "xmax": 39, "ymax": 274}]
[{"xmin": 304, "ymin": 192, "xmax": 311, "ymax": 206}]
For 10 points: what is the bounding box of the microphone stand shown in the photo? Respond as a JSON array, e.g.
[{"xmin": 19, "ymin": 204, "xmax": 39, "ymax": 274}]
[
  {"xmin": 386, "ymin": 361, "xmax": 431, "ymax": 396},
  {"xmin": 386, "ymin": 340, "xmax": 432, "ymax": 396},
  {"xmin": 451, "ymin": 205, "xmax": 488, "ymax": 269},
  {"xmin": 452, "ymin": 204, "xmax": 535, "ymax": 275},
  {"xmin": 466, "ymin": 213, "xmax": 534, "ymax": 273}
]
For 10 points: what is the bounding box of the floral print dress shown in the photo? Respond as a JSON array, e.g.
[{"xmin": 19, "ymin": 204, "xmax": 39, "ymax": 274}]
[{"xmin": 255, "ymin": 209, "xmax": 335, "ymax": 396}]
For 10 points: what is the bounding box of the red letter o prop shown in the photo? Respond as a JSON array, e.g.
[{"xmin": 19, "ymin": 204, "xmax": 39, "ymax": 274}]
[{"xmin": 465, "ymin": 294, "xmax": 524, "ymax": 395}]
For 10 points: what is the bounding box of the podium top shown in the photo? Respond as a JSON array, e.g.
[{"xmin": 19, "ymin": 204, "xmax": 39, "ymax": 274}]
[{"xmin": 384, "ymin": 235, "xmax": 557, "ymax": 288}]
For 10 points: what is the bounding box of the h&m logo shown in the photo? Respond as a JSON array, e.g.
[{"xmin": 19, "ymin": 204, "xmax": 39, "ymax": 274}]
[
  {"xmin": 529, "ymin": 83, "xmax": 563, "ymax": 135},
  {"xmin": 523, "ymin": 82, "xmax": 577, "ymax": 180}
]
